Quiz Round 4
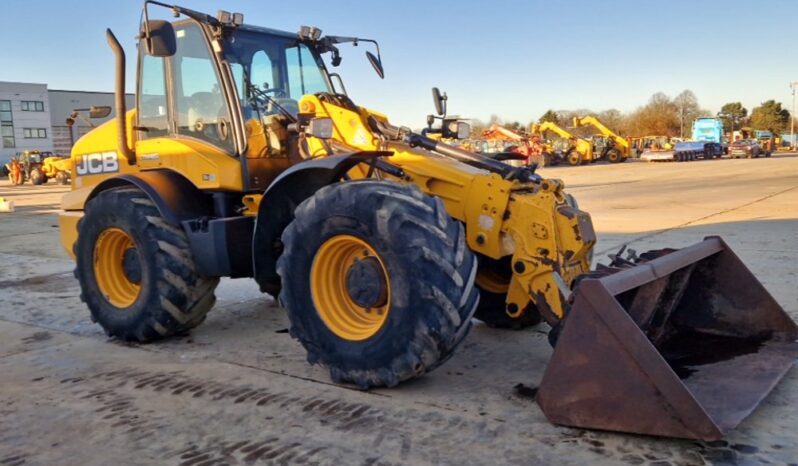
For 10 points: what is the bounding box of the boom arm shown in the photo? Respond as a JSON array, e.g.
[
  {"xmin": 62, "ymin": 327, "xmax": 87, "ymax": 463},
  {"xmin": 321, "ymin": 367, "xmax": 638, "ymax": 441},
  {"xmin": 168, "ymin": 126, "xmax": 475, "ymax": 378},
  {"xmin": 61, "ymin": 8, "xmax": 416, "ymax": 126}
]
[
  {"xmin": 533, "ymin": 121, "xmax": 573, "ymax": 140},
  {"xmin": 573, "ymin": 116, "xmax": 630, "ymax": 154},
  {"xmin": 481, "ymin": 124, "xmax": 524, "ymax": 142},
  {"xmin": 532, "ymin": 122, "xmax": 593, "ymax": 158}
]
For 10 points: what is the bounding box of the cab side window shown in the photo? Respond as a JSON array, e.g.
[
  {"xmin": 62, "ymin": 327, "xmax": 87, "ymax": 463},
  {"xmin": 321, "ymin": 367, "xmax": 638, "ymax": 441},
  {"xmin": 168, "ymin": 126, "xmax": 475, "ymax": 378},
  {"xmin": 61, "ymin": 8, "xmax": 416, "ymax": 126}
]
[
  {"xmin": 138, "ymin": 54, "xmax": 169, "ymax": 139},
  {"xmin": 172, "ymin": 23, "xmax": 234, "ymax": 152}
]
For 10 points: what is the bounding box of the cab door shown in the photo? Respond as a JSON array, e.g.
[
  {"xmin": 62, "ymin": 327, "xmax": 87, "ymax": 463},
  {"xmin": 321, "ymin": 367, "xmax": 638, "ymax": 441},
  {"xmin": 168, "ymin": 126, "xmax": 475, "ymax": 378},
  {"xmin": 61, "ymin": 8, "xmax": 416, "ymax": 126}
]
[{"xmin": 135, "ymin": 21, "xmax": 243, "ymax": 191}]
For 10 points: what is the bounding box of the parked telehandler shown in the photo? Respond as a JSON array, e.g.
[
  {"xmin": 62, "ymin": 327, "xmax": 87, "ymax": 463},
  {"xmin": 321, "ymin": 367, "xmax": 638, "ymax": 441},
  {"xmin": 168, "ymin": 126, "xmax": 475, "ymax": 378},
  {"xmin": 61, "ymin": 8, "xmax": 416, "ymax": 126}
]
[
  {"xmin": 572, "ymin": 115, "xmax": 630, "ymax": 163},
  {"xmin": 59, "ymin": 1, "xmax": 798, "ymax": 440},
  {"xmin": 531, "ymin": 121, "xmax": 595, "ymax": 165}
]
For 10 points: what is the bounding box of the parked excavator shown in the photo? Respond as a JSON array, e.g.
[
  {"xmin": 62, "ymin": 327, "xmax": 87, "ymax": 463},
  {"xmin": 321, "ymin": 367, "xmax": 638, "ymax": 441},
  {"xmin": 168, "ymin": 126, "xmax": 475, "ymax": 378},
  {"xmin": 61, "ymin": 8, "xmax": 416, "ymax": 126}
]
[
  {"xmin": 531, "ymin": 121, "xmax": 596, "ymax": 166},
  {"xmin": 58, "ymin": 1, "xmax": 797, "ymax": 441},
  {"xmin": 572, "ymin": 115, "xmax": 629, "ymax": 163}
]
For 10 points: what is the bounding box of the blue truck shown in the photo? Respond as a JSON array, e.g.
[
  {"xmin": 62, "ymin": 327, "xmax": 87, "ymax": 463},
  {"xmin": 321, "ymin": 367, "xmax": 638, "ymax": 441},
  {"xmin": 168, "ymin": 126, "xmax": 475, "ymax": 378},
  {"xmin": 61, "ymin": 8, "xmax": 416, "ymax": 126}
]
[
  {"xmin": 641, "ymin": 117, "xmax": 725, "ymax": 162},
  {"xmin": 674, "ymin": 118, "xmax": 725, "ymax": 161}
]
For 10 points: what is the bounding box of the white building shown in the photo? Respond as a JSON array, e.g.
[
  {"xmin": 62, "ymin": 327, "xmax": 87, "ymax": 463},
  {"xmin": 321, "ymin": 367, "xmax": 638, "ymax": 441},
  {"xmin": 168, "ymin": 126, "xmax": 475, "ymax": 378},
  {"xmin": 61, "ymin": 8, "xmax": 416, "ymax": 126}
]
[
  {"xmin": 1, "ymin": 81, "xmax": 133, "ymax": 164},
  {"xmin": 0, "ymin": 82, "xmax": 54, "ymax": 163}
]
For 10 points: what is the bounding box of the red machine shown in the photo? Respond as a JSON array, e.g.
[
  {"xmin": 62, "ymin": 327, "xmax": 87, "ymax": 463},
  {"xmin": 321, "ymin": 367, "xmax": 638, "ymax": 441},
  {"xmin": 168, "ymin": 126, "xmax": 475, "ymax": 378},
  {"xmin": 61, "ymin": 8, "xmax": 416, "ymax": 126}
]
[{"xmin": 480, "ymin": 124, "xmax": 553, "ymax": 166}]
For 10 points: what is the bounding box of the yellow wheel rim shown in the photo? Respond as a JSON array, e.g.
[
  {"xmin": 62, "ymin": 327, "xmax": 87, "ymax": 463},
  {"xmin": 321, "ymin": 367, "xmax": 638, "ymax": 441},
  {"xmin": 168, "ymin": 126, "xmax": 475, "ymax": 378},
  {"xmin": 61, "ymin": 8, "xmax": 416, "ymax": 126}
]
[
  {"xmin": 93, "ymin": 227, "xmax": 141, "ymax": 308},
  {"xmin": 310, "ymin": 234, "xmax": 391, "ymax": 341}
]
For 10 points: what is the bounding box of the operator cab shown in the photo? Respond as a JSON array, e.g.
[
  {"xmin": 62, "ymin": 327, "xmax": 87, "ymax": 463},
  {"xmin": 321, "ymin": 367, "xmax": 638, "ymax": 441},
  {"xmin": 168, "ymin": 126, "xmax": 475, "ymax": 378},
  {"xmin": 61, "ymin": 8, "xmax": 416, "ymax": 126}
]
[
  {"xmin": 135, "ymin": 2, "xmax": 383, "ymax": 190},
  {"xmin": 138, "ymin": 20, "xmax": 331, "ymax": 154}
]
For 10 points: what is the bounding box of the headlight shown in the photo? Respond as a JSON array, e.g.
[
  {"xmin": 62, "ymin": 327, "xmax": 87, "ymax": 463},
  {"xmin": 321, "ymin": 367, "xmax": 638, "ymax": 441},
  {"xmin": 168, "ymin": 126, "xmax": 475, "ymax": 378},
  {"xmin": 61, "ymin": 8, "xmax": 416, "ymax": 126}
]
[
  {"xmin": 307, "ymin": 118, "xmax": 333, "ymax": 139},
  {"xmin": 456, "ymin": 122, "xmax": 471, "ymax": 140}
]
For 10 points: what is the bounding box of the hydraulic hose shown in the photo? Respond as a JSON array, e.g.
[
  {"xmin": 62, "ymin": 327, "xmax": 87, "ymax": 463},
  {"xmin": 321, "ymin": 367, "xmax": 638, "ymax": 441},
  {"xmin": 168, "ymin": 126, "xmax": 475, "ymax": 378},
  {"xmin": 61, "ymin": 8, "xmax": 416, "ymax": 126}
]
[{"xmin": 373, "ymin": 119, "xmax": 540, "ymax": 183}]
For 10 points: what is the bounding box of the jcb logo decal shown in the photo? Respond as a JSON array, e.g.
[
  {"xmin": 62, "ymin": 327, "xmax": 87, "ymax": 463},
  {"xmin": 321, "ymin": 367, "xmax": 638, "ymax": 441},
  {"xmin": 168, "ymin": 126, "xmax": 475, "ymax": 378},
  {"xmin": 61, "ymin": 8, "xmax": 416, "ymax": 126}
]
[{"xmin": 76, "ymin": 152, "xmax": 119, "ymax": 176}]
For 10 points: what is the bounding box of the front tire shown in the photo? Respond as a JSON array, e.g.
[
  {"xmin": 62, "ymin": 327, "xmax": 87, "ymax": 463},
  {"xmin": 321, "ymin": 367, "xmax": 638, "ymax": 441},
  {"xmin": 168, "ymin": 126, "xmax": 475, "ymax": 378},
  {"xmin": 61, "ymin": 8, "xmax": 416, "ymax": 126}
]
[
  {"xmin": 75, "ymin": 187, "xmax": 219, "ymax": 342},
  {"xmin": 277, "ymin": 181, "xmax": 479, "ymax": 388},
  {"xmin": 607, "ymin": 149, "xmax": 623, "ymax": 163},
  {"xmin": 55, "ymin": 171, "xmax": 69, "ymax": 185},
  {"xmin": 29, "ymin": 168, "xmax": 45, "ymax": 185},
  {"xmin": 567, "ymin": 151, "xmax": 582, "ymax": 166}
]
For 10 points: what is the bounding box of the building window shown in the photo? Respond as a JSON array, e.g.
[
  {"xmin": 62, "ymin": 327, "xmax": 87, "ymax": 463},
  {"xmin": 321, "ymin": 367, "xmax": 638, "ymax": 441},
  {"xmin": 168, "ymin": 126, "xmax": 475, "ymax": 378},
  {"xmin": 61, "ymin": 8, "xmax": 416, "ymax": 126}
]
[
  {"xmin": 21, "ymin": 101, "xmax": 45, "ymax": 112},
  {"xmin": 1, "ymin": 123, "xmax": 14, "ymax": 148},
  {"xmin": 0, "ymin": 101, "xmax": 14, "ymax": 148},
  {"xmin": 23, "ymin": 128, "xmax": 47, "ymax": 139},
  {"xmin": 0, "ymin": 100, "xmax": 11, "ymax": 121}
]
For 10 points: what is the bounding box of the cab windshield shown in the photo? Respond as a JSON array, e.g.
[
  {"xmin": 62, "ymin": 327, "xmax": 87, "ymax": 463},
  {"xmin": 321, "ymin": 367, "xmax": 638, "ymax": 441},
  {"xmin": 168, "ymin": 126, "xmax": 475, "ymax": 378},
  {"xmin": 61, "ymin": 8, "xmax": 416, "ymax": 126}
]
[{"xmin": 224, "ymin": 29, "xmax": 331, "ymax": 120}]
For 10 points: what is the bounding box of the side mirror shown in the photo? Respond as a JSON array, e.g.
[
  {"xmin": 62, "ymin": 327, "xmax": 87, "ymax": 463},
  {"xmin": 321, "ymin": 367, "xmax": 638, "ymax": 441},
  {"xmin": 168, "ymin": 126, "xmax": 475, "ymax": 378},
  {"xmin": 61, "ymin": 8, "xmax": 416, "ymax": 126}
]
[
  {"xmin": 366, "ymin": 51, "xmax": 384, "ymax": 79},
  {"xmin": 89, "ymin": 106, "xmax": 112, "ymax": 119},
  {"xmin": 141, "ymin": 20, "xmax": 176, "ymax": 57},
  {"xmin": 432, "ymin": 87, "xmax": 446, "ymax": 116},
  {"xmin": 307, "ymin": 118, "xmax": 334, "ymax": 139}
]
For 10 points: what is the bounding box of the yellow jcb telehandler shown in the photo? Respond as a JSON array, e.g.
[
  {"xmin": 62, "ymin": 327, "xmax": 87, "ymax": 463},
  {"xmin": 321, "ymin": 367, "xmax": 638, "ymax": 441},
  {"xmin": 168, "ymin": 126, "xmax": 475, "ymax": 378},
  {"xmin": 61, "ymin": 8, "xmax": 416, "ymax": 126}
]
[
  {"xmin": 58, "ymin": 1, "xmax": 798, "ymax": 440},
  {"xmin": 531, "ymin": 121, "xmax": 595, "ymax": 166},
  {"xmin": 572, "ymin": 115, "xmax": 630, "ymax": 163}
]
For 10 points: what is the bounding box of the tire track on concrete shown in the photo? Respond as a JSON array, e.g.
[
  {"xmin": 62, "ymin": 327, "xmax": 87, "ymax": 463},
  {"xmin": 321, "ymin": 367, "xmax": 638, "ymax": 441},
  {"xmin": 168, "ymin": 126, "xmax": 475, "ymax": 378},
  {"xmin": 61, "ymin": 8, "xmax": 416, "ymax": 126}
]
[{"xmin": 595, "ymin": 183, "xmax": 798, "ymax": 256}]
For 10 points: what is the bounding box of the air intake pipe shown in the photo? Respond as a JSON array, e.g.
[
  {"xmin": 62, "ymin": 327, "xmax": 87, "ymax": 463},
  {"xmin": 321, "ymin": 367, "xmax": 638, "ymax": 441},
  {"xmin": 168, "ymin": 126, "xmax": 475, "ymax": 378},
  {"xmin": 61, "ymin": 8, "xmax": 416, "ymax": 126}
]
[{"xmin": 105, "ymin": 29, "xmax": 136, "ymax": 165}]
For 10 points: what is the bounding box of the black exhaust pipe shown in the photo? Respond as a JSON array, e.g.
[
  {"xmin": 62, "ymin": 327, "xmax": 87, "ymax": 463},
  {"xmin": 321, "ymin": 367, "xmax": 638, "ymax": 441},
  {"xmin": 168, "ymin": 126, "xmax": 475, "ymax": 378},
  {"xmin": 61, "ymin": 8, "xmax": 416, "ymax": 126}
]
[{"xmin": 105, "ymin": 29, "xmax": 135, "ymax": 165}]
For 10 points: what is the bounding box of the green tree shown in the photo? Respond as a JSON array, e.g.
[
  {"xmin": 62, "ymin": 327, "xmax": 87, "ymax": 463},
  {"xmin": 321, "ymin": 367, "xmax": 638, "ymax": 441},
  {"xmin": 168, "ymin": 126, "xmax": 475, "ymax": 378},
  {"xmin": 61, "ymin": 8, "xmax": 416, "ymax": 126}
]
[
  {"xmin": 539, "ymin": 110, "xmax": 560, "ymax": 125},
  {"xmin": 750, "ymin": 100, "xmax": 790, "ymax": 132},
  {"xmin": 717, "ymin": 102, "xmax": 748, "ymax": 132}
]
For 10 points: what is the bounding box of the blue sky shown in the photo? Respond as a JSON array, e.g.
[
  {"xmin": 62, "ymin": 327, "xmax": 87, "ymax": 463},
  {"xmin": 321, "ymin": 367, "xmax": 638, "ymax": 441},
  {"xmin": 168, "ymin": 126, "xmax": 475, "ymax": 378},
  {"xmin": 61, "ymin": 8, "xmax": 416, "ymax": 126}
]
[{"xmin": 2, "ymin": 0, "xmax": 797, "ymax": 126}]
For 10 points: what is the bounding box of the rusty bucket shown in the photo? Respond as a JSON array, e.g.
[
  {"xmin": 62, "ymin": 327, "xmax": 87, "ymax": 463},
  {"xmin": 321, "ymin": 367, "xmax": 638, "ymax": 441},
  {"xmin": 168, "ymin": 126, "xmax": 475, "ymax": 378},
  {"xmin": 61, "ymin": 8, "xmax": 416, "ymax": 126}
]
[{"xmin": 536, "ymin": 237, "xmax": 798, "ymax": 440}]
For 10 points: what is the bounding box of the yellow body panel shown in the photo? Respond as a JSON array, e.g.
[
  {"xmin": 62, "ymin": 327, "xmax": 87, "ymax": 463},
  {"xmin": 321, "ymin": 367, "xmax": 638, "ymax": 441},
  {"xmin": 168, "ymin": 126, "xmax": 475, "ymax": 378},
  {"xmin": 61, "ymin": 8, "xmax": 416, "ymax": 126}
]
[
  {"xmin": 62, "ymin": 109, "xmax": 243, "ymax": 211},
  {"xmin": 135, "ymin": 137, "xmax": 243, "ymax": 190},
  {"xmin": 300, "ymin": 96, "xmax": 594, "ymax": 321},
  {"xmin": 41, "ymin": 156, "xmax": 72, "ymax": 178}
]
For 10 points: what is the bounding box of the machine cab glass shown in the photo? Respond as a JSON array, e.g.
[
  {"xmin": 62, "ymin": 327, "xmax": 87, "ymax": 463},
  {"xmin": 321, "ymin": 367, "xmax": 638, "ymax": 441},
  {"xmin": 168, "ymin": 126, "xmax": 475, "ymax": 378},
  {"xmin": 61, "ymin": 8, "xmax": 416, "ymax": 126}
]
[{"xmin": 137, "ymin": 21, "xmax": 235, "ymax": 153}]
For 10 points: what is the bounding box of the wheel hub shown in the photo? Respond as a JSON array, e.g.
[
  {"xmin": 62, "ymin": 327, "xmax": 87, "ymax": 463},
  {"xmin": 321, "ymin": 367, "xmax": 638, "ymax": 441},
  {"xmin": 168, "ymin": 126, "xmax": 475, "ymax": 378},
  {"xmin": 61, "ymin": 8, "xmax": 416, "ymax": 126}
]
[
  {"xmin": 93, "ymin": 227, "xmax": 141, "ymax": 308},
  {"xmin": 346, "ymin": 257, "xmax": 388, "ymax": 309},
  {"xmin": 122, "ymin": 248, "xmax": 142, "ymax": 284},
  {"xmin": 310, "ymin": 234, "xmax": 392, "ymax": 341}
]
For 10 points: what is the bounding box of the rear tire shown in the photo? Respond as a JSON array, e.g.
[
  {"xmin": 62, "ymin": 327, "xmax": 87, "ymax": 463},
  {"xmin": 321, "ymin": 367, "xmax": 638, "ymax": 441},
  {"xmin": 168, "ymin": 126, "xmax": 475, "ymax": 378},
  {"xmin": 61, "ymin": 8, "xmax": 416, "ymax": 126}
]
[
  {"xmin": 277, "ymin": 181, "xmax": 479, "ymax": 388},
  {"xmin": 607, "ymin": 149, "xmax": 623, "ymax": 163},
  {"xmin": 567, "ymin": 151, "xmax": 581, "ymax": 166},
  {"xmin": 75, "ymin": 187, "xmax": 219, "ymax": 342},
  {"xmin": 55, "ymin": 171, "xmax": 69, "ymax": 185}
]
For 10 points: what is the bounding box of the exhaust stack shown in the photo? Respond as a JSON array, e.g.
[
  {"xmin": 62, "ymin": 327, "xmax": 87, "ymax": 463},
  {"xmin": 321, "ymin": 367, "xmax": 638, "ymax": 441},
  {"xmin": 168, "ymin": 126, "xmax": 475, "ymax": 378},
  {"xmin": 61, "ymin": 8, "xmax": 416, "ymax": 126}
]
[{"xmin": 105, "ymin": 29, "xmax": 135, "ymax": 165}]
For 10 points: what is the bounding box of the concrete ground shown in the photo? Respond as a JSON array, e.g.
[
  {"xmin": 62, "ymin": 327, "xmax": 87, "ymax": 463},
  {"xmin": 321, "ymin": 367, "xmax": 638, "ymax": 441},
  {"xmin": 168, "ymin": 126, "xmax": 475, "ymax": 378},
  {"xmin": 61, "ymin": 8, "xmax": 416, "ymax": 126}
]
[{"xmin": 1, "ymin": 155, "xmax": 797, "ymax": 466}]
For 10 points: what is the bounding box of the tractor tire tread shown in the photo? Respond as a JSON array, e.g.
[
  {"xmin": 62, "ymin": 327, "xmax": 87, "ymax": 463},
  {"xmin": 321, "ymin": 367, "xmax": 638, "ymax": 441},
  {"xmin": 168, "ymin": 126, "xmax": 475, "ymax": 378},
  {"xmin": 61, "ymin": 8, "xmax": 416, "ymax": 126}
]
[
  {"xmin": 75, "ymin": 187, "xmax": 218, "ymax": 342},
  {"xmin": 277, "ymin": 181, "xmax": 478, "ymax": 389}
]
